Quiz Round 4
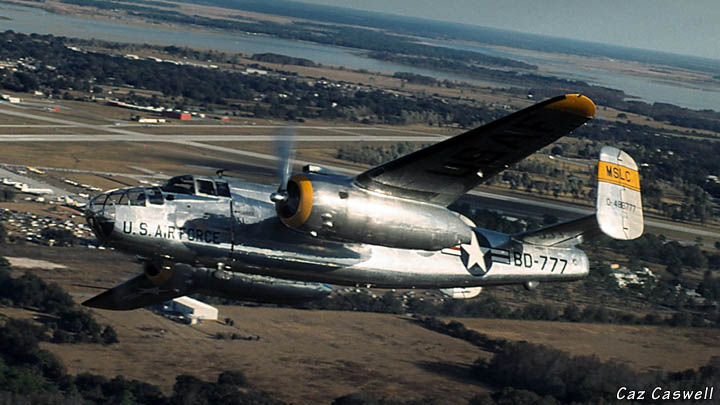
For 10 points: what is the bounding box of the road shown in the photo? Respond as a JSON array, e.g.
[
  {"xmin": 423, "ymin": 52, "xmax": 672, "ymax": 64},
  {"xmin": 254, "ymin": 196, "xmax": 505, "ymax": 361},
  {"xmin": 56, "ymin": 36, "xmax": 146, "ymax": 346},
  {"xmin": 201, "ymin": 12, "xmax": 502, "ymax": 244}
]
[{"xmin": 2, "ymin": 105, "xmax": 719, "ymax": 239}]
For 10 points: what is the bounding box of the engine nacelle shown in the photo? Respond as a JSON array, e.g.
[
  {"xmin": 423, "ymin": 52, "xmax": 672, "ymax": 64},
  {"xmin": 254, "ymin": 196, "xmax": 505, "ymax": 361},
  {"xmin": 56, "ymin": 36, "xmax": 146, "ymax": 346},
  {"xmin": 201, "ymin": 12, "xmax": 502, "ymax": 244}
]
[
  {"xmin": 144, "ymin": 259, "xmax": 331, "ymax": 304},
  {"xmin": 144, "ymin": 256, "xmax": 185, "ymax": 288},
  {"xmin": 275, "ymin": 173, "xmax": 472, "ymax": 250}
]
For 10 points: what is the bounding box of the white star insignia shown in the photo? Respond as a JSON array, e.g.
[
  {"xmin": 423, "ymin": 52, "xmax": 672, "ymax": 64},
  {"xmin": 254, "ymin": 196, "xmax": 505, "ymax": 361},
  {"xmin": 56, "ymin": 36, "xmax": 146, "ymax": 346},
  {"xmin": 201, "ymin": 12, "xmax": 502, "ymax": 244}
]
[{"xmin": 461, "ymin": 232, "xmax": 491, "ymax": 276}]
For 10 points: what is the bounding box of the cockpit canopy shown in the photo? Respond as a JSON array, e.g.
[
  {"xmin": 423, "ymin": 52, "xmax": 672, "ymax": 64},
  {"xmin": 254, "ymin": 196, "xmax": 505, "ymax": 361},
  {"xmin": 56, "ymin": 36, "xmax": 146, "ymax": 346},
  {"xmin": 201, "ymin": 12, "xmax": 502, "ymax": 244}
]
[
  {"xmin": 87, "ymin": 186, "xmax": 164, "ymax": 220},
  {"xmin": 162, "ymin": 175, "xmax": 231, "ymax": 198}
]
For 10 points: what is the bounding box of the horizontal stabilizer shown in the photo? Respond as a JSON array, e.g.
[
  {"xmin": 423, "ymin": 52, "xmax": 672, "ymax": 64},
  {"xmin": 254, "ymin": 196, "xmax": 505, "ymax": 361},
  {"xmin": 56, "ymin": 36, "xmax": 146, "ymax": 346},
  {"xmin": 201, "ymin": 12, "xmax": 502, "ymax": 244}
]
[
  {"xmin": 515, "ymin": 215, "xmax": 601, "ymax": 247},
  {"xmin": 596, "ymin": 146, "xmax": 643, "ymax": 240},
  {"xmin": 83, "ymin": 273, "xmax": 184, "ymax": 310}
]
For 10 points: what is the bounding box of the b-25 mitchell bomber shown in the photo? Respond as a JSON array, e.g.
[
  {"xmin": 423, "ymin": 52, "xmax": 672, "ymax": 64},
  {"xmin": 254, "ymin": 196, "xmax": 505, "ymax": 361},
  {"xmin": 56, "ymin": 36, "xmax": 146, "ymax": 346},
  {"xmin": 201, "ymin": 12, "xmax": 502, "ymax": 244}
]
[{"xmin": 83, "ymin": 94, "xmax": 643, "ymax": 309}]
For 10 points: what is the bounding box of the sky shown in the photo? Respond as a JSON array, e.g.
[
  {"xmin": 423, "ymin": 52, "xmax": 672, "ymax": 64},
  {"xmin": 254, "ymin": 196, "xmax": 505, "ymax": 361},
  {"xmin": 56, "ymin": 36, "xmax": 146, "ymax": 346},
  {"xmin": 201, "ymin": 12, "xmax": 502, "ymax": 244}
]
[{"xmin": 299, "ymin": 0, "xmax": 720, "ymax": 60}]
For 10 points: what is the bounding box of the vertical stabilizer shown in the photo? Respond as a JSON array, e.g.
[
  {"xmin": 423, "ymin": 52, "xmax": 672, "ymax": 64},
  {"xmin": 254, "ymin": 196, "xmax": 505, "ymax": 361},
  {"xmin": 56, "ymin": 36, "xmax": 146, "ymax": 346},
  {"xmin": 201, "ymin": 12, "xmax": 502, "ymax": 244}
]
[{"xmin": 596, "ymin": 146, "xmax": 643, "ymax": 240}]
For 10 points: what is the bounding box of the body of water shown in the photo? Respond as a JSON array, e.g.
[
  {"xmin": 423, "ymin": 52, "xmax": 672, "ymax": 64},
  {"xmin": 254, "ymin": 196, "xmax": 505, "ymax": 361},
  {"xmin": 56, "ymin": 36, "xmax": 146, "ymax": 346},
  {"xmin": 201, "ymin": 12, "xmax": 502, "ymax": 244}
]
[
  {"xmin": 0, "ymin": 3, "xmax": 482, "ymax": 82},
  {"xmin": 427, "ymin": 40, "xmax": 720, "ymax": 111},
  {"xmin": 1, "ymin": 3, "xmax": 719, "ymax": 111}
]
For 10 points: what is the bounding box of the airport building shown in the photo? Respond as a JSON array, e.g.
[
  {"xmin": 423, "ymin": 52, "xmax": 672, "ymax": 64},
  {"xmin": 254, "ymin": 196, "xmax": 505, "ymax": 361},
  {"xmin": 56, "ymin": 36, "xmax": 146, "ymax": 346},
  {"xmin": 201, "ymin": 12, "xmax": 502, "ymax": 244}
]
[
  {"xmin": 163, "ymin": 111, "xmax": 192, "ymax": 120},
  {"xmin": 165, "ymin": 296, "xmax": 218, "ymax": 325}
]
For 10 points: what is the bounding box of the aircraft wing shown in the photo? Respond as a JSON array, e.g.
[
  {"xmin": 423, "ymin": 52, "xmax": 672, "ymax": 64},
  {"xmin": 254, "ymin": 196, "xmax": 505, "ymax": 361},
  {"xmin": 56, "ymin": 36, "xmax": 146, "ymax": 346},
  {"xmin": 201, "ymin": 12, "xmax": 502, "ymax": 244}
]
[
  {"xmin": 83, "ymin": 273, "xmax": 184, "ymax": 310},
  {"xmin": 353, "ymin": 94, "xmax": 596, "ymax": 206}
]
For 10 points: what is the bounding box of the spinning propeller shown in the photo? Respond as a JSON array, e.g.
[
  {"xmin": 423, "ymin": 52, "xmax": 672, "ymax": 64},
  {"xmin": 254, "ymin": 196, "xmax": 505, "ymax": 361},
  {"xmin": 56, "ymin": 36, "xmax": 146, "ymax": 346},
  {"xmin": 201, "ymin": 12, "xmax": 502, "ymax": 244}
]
[{"xmin": 270, "ymin": 128, "xmax": 304, "ymax": 221}]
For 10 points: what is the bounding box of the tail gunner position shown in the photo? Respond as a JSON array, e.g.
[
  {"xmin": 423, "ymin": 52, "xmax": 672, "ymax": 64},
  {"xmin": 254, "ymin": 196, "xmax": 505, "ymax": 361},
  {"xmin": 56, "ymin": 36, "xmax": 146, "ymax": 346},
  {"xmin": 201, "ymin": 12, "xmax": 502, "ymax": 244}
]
[{"xmin": 83, "ymin": 94, "xmax": 643, "ymax": 309}]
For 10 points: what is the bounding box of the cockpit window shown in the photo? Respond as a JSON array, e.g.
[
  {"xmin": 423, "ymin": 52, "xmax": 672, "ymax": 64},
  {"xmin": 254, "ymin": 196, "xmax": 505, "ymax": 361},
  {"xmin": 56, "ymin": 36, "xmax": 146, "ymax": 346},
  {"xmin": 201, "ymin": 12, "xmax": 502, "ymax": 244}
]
[
  {"xmin": 162, "ymin": 175, "xmax": 194, "ymax": 194},
  {"xmin": 128, "ymin": 189, "xmax": 146, "ymax": 206},
  {"xmin": 197, "ymin": 180, "xmax": 216, "ymax": 196},
  {"xmin": 107, "ymin": 191, "xmax": 126, "ymax": 206},
  {"xmin": 216, "ymin": 181, "xmax": 231, "ymax": 197},
  {"xmin": 148, "ymin": 188, "xmax": 164, "ymax": 205}
]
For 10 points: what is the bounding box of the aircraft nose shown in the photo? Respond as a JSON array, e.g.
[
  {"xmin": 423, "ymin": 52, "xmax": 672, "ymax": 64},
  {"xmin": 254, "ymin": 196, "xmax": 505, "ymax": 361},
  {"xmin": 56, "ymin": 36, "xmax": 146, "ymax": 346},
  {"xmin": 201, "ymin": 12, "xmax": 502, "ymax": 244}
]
[{"xmin": 86, "ymin": 192, "xmax": 115, "ymax": 241}]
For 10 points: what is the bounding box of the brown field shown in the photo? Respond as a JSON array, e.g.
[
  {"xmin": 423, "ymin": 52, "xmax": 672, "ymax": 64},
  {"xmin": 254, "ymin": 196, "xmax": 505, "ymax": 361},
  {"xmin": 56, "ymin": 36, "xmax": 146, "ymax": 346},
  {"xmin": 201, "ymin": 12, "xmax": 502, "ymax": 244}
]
[
  {"xmin": 0, "ymin": 243, "xmax": 718, "ymax": 403},
  {"xmin": 0, "ymin": 111, "xmax": 57, "ymax": 126},
  {"xmin": 0, "ymin": 142, "xmax": 227, "ymax": 177}
]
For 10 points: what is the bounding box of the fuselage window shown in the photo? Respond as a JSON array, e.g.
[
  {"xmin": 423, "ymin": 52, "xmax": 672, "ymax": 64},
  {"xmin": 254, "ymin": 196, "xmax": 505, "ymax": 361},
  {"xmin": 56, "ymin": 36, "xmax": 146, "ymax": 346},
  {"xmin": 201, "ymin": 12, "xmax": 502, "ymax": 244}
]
[
  {"xmin": 197, "ymin": 180, "xmax": 216, "ymax": 196},
  {"xmin": 216, "ymin": 182, "xmax": 231, "ymax": 197}
]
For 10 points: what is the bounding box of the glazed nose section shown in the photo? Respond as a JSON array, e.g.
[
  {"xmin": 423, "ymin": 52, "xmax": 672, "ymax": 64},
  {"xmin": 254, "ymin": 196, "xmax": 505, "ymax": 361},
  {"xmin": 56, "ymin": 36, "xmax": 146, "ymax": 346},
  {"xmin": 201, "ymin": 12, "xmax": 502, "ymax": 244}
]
[{"xmin": 86, "ymin": 191, "xmax": 115, "ymax": 241}]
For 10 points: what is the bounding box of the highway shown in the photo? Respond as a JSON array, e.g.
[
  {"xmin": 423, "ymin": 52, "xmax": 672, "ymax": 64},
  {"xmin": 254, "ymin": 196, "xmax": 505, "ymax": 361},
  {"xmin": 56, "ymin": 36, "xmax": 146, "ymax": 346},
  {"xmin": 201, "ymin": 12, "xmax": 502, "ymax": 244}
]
[{"xmin": 2, "ymin": 105, "xmax": 719, "ymax": 240}]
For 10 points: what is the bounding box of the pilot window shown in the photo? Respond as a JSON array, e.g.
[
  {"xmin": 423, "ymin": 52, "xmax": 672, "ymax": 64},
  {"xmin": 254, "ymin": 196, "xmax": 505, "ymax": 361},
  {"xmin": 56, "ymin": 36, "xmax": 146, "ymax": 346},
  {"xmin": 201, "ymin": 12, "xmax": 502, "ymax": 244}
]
[
  {"xmin": 216, "ymin": 181, "xmax": 231, "ymax": 197},
  {"xmin": 107, "ymin": 191, "xmax": 125, "ymax": 205},
  {"xmin": 197, "ymin": 180, "xmax": 216, "ymax": 196},
  {"xmin": 128, "ymin": 190, "xmax": 146, "ymax": 206},
  {"xmin": 148, "ymin": 188, "xmax": 164, "ymax": 205}
]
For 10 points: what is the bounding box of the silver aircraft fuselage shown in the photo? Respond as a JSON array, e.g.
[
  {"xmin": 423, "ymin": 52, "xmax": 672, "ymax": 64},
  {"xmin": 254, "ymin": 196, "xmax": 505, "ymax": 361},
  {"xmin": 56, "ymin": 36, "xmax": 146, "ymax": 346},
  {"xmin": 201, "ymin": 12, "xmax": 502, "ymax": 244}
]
[{"xmin": 86, "ymin": 175, "xmax": 589, "ymax": 290}]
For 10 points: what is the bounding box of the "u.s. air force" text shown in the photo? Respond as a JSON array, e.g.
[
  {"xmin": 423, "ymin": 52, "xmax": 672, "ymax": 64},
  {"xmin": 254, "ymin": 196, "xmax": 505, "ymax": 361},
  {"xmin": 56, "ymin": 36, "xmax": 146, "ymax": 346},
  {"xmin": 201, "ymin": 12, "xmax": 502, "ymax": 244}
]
[{"xmin": 122, "ymin": 221, "xmax": 221, "ymax": 244}]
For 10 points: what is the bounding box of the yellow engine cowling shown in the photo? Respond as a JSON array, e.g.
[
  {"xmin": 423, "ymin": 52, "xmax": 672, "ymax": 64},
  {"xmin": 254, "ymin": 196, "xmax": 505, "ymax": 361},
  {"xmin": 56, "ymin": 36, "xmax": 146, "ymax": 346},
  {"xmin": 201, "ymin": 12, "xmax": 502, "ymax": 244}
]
[
  {"xmin": 276, "ymin": 174, "xmax": 314, "ymax": 228},
  {"xmin": 144, "ymin": 256, "xmax": 183, "ymax": 287},
  {"xmin": 274, "ymin": 173, "xmax": 472, "ymax": 251}
]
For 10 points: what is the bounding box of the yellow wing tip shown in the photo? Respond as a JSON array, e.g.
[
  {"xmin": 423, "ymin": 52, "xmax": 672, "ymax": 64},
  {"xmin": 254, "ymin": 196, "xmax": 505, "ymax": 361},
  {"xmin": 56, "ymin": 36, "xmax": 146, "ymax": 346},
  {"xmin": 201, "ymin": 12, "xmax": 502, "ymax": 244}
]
[{"xmin": 547, "ymin": 94, "xmax": 596, "ymax": 118}]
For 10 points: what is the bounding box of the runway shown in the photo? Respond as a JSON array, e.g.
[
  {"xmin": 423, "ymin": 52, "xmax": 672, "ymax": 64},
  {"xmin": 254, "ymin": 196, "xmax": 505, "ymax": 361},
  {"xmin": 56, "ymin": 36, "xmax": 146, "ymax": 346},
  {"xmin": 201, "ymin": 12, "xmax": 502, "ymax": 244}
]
[{"xmin": 1, "ymin": 105, "xmax": 718, "ymax": 239}]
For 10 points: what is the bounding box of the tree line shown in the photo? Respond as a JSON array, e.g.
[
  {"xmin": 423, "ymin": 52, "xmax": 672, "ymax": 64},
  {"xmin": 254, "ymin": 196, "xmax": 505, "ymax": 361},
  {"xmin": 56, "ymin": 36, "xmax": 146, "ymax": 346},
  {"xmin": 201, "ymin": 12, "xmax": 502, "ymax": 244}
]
[
  {"xmin": 0, "ymin": 31, "xmax": 503, "ymax": 127},
  {"xmin": 0, "ymin": 258, "xmax": 117, "ymax": 344},
  {"xmin": 415, "ymin": 317, "xmax": 720, "ymax": 404}
]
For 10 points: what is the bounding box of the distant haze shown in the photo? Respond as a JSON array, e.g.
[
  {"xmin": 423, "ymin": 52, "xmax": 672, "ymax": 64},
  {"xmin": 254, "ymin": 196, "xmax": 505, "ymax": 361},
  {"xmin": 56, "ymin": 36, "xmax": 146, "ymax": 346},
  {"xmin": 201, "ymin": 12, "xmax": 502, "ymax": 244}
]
[{"xmin": 300, "ymin": 0, "xmax": 720, "ymax": 60}]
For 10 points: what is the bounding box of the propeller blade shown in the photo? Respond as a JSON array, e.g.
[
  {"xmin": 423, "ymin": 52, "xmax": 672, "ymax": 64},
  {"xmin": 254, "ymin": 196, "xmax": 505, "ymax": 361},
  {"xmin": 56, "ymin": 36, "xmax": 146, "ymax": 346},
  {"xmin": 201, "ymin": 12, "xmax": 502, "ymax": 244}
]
[
  {"xmin": 271, "ymin": 127, "xmax": 296, "ymax": 202},
  {"xmin": 276, "ymin": 127, "xmax": 295, "ymax": 189}
]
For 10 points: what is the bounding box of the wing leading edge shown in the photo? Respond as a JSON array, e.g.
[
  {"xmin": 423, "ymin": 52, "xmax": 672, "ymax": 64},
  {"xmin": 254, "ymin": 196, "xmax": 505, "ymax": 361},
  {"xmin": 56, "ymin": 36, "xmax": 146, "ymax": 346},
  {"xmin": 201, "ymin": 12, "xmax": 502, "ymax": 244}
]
[{"xmin": 353, "ymin": 94, "xmax": 596, "ymax": 206}]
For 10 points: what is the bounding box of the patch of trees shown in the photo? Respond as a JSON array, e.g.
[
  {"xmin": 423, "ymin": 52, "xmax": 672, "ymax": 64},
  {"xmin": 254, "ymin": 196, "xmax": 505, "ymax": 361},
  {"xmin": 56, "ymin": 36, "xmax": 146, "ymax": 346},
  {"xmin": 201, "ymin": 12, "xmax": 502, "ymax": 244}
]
[
  {"xmin": 621, "ymin": 101, "xmax": 720, "ymax": 132},
  {"xmin": 393, "ymin": 72, "xmax": 437, "ymax": 86},
  {"xmin": 0, "ymin": 321, "xmax": 279, "ymax": 404},
  {"xmin": 0, "ymin": 258, "xmax": 118, "ymax": 344},
  {"xmin": 332, "ymin": 392, "xmax": 440, "ymax": 405},
  {"xmin": 417, "ymin": 317, "xmax": 720, "ymax": 404},
  {"xmin": 336, "ymin": 142, "xmax": 428, "ymax": 166},
  {"xmin": 251, "ymin": 53, "xmax": 317, "ymax": 67},
  {"xmin": 308, "ymin": 291, "xmax": 404, "ymax": 314},
  {"xmin": 307, "ymin": 289, "xmax": 717, "ymax": 328},
  {"xmin": 0, "ymin": 188, "xmax": 15, "ymax": 202},
  {"xmin": 601, "ymin": 233, "xmax": 714, "ymax": 274},
  {"xmin": 422, "ymin": 295, "xmax": 715, "ymax": 328},
  {"xmin": 60, "ymin": 0, "xmax": 181, "ymax": 15},
  {"xmin": 39, "ymin": 228, "xmax": 76, "ymax": 247},
  {"xmin": 697, "ymin": 272, "xmax": 720, "ymax": 301}
]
